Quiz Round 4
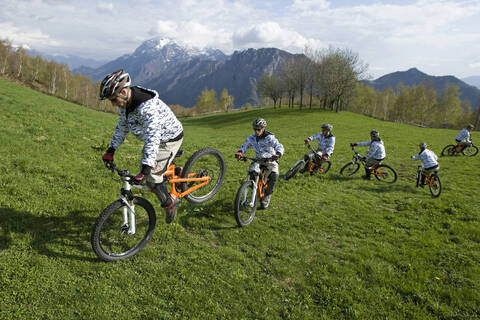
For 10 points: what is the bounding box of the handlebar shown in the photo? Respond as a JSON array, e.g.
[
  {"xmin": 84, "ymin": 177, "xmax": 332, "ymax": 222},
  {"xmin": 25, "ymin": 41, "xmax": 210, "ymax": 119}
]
[
  {"xmin": 238, "ymin": 156, "xmax": 274, "ymax": 163},
  {"xmin": 105, "ymin": 162, "xmax": 133, "ymax": 178}
]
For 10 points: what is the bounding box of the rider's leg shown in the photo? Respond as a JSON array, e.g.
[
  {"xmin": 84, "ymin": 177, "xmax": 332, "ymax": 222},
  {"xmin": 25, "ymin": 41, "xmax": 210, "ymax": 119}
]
[
  {"xmin": 262, "ymin": 162, "xmax": 279, "ymax": 208},
  {"xmin": 147, "ymin": 138, "xmax": 183, "ymax": 223},
  {"xmin": 301, "ymin": 151, "xmax": 314, "ymax": 172},
  {"xmin": 363, "ymin": 158, "xmax": 380, "ymax": 179}
]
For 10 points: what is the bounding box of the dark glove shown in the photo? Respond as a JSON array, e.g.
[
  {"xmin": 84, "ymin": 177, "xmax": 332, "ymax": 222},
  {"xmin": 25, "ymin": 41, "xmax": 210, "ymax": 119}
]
[
  {"xmin": 102, "ymin": 147, "xmax": 115, "ymax": 169},
  {"xmin": 350, "ymin": 143, "xmax": 357, "ymax": 147},
  {"xmin": 270, "ymin": 153, "xmax": 280, "ymax": 161},
  {"xmin": 322, "ymin": 154, "xmax": 328, "ymax": 161},
  {"xmin": 235, "ymin": 151, "xmax": 243, "ymax": 160},
  {"xmin": 304, "ymin": 138, "xmax": 311, "ymax": 144},
  {"xmin": 132, "ymin": 165, "xmax": 152, "ymax": 185}
]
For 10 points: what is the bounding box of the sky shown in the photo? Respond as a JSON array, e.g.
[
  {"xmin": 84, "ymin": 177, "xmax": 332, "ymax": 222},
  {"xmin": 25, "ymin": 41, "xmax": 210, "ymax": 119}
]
[{"xmin": 1, "ymin": 0, "xmax": 480, "ymax": 79}]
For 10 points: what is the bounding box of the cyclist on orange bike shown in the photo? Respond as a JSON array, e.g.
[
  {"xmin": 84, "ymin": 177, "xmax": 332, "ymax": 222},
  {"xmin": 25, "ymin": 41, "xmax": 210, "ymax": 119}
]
[
  {"xmin": 302, "ymin": 123, "xmax": 335, "ymax": 171},
  {"xmin": 235, "ymin": 118, "xmax": 284, "ymax": 209},
  {"xmin": 350, "ymin": 130, "xmax": 386, "ymax": 180},
  {"xmin": 99, "ymin": 69, "xmax": 184, "ymax": 224},
  {"xmin": 455, "ymin": 124, "xmax": 474, "ymax": 150},
  {"xmin": 411, "ymin": 142, "xmax": 439, "ymax": 187}
]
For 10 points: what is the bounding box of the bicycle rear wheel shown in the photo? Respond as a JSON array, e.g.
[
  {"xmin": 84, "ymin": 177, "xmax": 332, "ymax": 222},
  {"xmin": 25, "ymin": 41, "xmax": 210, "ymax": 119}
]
[
  {"xmin": 312, "ymin": 160, "xmax": 331, "ymax": 175},
  {"xmin": 462, "ymin": 145, "xmax": 478, "ymax": 156},
  {"xmin": 429, "ymin": 174, "xmax": 442, "ymax": 198},
  {"xmin": 91, "ymin": 197, "xmax": 156, "ymax": 262},
  {"xmin": 374, "ymin": 164, "xmax": 397, "ymax": 183},
  {"xmin": 283, "ymin": 159, "xmax": 305, "ymax": 180},
  {"xmin": 234, "ymin": 180, "xmax": 257, "ymax": 227},
  {"xmin": 441, "ymin": 144, "xmax": 456, "ymax": 156},
  {"xmin": 181, "ymin": 147, "xmax": 226, "ymax": 204},
  {"xmin": 339, "ymin": 162, "xmax": 360, "ymax": 176}
]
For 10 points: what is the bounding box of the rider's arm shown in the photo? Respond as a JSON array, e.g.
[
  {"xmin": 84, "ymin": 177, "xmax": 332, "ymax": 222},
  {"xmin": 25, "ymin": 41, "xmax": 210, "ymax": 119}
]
[
  {"xmin": 268, "ymin": 135, "xmax": 284, "ymax": 157},
  {"xmin": 238, "ymin": 134, "xmax": 253, "ymax": 154},
  {"xmin": 308, "ymin": 133, "xmax": 322, "ymax": 142},
  {"xmin": 324, "ymin": 136, "xmax": 335, "ymax": 156},
  {"xmin": 356, "ymin": 141, "xmax": 371, "ymax": 147},
  {"xmin": 109, "ymin": 109, "xmax": 129, "ymax": 150}
]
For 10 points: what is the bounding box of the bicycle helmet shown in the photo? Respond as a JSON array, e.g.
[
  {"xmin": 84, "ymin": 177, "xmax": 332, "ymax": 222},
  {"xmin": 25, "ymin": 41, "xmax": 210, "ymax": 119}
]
[
  {"xmin": 419, "ymin": 142, "xmax": 427, "ymax": 150},
  {"xmin": 467, "ymin": 124, "xmax": 474, "ymax": 130},
  {"xmin": 252, "ymin": 118, "xmax": 267, "ymax": 128},
  {"xmin": 370, "ymin": 130, "xmax": 379, "ymax": 137},
  {"xmin": 321, "ymin": 123, "xmax": 333, "ymax": 131},
  {"xmin": 99, "ymin": 69, "xmax": 131, "ymax": 100}
]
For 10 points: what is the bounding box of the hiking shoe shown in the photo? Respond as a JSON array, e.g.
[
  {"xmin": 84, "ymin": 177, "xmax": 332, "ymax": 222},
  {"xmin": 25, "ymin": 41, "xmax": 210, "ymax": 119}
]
[
  {"xmin": 260, "ymin": 194, "xmax": 272, "ymax": 209},
  {"xmin": 165, "ymin": 197, "xmax": 181, "ymax": 224}
]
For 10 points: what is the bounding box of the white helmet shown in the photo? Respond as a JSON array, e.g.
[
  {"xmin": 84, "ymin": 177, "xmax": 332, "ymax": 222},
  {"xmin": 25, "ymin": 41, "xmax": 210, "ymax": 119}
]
[
  {"xmin": 370, "ymin": 130, "xmax": 379, "ymax": 137},
  {"xmin": 252, "ymin": 118, "xmax": 267, "ymax": 128},
  {"xmin": 321, "ymin": 123, "xmax": 333, "ymax": 131},
  {"xmin": 419, "ymin": 142, "xmax": 427, "ymax": 150},
  {"xmin": 99, "ymin": 69, "xmax": 131, "ymax": 100}
]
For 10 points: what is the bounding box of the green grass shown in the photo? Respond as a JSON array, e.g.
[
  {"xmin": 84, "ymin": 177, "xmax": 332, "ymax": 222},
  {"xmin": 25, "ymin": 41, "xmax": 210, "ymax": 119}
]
[{"xmin": 0, "ymin": 77, "xmax": 479, "ymax": 319}]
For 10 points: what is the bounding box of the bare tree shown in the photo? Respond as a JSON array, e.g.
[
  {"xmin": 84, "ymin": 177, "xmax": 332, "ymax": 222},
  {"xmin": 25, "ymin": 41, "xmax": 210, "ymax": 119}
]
[{"xmin": 257, "ymin": 75, "xmax": 283, "ymax": 108}]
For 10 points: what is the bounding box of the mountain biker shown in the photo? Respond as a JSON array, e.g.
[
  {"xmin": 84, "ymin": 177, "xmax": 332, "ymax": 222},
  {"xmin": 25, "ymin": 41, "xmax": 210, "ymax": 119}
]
[
  {"xmin": 235, "ymin": 118, "xmax": 284, "ymax": 209},
  {"xmin": 302, "ymin": 123, "xmax": 335, "ymax": 170},
  {"xmin": 411, "ymin": 142, "xmax": 439, "ymax": 187},
  {"xmin": 455, "ymin": 124, "xmax": 474, "ymax": 150},
  {"xmin": 99, "ymin": 69, "xmax": 184, "ymax": 224},
  {"xmin": 350, "ymin": 130, "xmax": 386, "ymax": 180}
]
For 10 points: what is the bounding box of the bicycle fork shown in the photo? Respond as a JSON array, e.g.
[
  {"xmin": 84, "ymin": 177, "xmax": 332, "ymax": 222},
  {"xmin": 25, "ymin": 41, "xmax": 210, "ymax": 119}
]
[
  {"xmin": 119, "ymin": 181, "xmax": 137, "ymax": 235},
  {"xmin": 243, "ymin": 176, "xmax": 259, "ymax": 208}
]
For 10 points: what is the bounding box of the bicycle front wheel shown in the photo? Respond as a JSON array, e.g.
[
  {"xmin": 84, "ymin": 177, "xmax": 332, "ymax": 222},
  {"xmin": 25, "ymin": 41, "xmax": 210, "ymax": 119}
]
[
  {"xmin": 312, "ymin": 160, "xmax": 331, "ymax": 175},
  {"xmin": 429, "ymin": 174, "xmax": 442, "ymax": 198},
  {"xmin": 91, "ymin": 197, "xmax": 156, "ymax": 262},
  {"xmin": 181, "ymin": 147, "xmax": 226, "ymax": 204},
  {"xmin": 462, "ymin": 145, "xmax": 478, "ymax": 157},
  {"xmin": 283, "ymin": 160, "xmax": 305, "ymax": 180},
  {"xmin": 374, "ymin": 164, "xmax": 397, "ymax": 183},
  {"xmin": 339, "ymin": 162, "xmax": 360, "ymax": 176},
  {"xmin": 441, "ymin": 144, "xmax": 456, "ymax": 156},
  {"xmin": 234, "ymin": 180, "xmax": 257, "ymax": 227}
]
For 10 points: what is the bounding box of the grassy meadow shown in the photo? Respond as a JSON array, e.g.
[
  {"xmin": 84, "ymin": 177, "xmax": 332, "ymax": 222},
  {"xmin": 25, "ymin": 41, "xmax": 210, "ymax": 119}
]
[{"xmin": 0, "ymin": 77, "xmax": 479, "ymax": 319}]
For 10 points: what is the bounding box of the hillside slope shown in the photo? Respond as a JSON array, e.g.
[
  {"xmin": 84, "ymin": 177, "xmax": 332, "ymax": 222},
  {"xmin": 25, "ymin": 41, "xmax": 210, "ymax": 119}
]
[{"xmin": 0, "ymin": 78, "xmax": 479, "ymax": 319}]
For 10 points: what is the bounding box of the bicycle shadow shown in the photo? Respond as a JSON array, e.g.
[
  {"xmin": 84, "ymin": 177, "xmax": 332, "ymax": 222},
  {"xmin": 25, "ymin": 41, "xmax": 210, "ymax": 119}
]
[
  {"xmin": 178, "ymin": 199, "xmax": 237, "ymax": 230},
  {"xmin": 360, "ymin": 183, "xmax": 415, "ymax": 194},
  {"xmin": 0, "ymin": 207, "xmax": 97, "ymax": 262}
]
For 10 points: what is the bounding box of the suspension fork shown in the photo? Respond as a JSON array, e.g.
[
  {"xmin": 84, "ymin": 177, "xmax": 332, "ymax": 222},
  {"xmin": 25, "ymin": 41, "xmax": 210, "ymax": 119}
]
[{"xmin": 119, "ymin": 180, "xmax": 136, "ymax": 235}]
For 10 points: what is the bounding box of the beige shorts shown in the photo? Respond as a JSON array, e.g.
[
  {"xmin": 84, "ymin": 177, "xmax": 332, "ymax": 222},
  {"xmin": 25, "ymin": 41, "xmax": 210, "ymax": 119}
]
[{"xmin": 147, "ymin": 138, "xmax": 183, "ymax": 184}]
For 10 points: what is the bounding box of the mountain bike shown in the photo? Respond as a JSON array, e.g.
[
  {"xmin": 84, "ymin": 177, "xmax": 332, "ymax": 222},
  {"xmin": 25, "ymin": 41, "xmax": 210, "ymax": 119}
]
[
  {"xmin": 339, "ymin": 146, "xmax": 397, "ymax": 183},
  {"xmin": 415, "ymin": 165, "xmax": 441, "ymax": 198},
  {"xmin": 91, "ymin": 147, "xmax": 226, "ymax": 262},
  {"xmin": 441, "ymin": 141, "xmax": 478, "ymax": 157},
  {"xmin": 234, "ymin": 157, "xmax": 274, "ymax": 227},
  {"xmin": 282, "ymin": 143, "xmax": 331, "ymax": 180}
]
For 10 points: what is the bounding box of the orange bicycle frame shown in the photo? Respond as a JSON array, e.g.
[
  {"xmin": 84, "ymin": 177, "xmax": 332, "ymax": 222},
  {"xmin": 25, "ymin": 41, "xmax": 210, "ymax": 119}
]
[
  {"xmin": 257, "ymin": 172, "xmax": 267, "ymax": 198},
  {"xmin": 163, "ymin": 163, "xmax": 210, "ymax": 198}
]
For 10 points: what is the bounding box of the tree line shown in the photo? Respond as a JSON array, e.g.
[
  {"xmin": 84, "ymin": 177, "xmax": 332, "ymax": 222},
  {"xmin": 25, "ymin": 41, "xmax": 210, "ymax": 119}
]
[
  {"xmin": 257, "ymin": 46, "xmax": 479, "ymax": 130},
  {"xmin": 0, "ymin": 39, "xmax": 116, "ymax": 113}
]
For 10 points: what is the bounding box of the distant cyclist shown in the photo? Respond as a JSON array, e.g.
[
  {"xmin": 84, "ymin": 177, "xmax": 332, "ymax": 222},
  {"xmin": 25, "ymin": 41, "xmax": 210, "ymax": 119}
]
[
  {"xmin": 235, "ymin": 118, "xmax": 284, "ymax": 209},
  {"xmin": 455, "ymin": 124, "xmax": 474, "ymax": 151},
  {"xmin": 350, "ymin": 130, "xmax": 386, "ymax": 180},
  {"xmin": 411, "ymin": 142, "xmax": 439, "ymax": 187},
  {"xmin": 303, "ymin": 123, "xmax": 335, "ymax": 170},
  {"xmin": 99, "ymin": 69, "xmax": 183, "ymax": 224}
]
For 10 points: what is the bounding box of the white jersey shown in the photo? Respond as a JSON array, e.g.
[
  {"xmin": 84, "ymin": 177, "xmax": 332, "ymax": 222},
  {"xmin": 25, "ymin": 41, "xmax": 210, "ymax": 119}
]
[
  {"xmin": 308, "ymin": 133, "xmax": 335, "ymax": 156},
  {"xmin": 456, "ymin": 129, "xmax": 471, "ymax": 142},
  {"xmin": 108, "ymin": 87, "xmax": 183, "ymax": 168},
  {"xmin": 238, "ymin": 131, "xmax": 284, "ymax": 159},
  {"xmin": 412, "ymin": 149, "xmax": 438, "ymax": 169},
  {"xmin": 357, "ymin": 139, "xmax": 386, "ymax": 160}
]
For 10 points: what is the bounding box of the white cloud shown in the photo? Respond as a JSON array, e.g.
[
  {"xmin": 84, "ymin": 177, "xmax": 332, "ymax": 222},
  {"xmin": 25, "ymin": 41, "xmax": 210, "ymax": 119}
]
[
  {"xmin": 97, "ymin": 2, "xmax": 114, "ymax": 12},
  {"xmin": 0, "ymin": 22, "xmax": 61, "ymax": 48},
  {"xmin": 469, "ymin": 62, "xmax": 480, "ymax": 69},
  {"xmin": 233, "ymin": 22, "xmax": 324, "ymax": 52},
  {"xmin": 290, "ymin": 0, "xmax": 330, "ymax": 12}
]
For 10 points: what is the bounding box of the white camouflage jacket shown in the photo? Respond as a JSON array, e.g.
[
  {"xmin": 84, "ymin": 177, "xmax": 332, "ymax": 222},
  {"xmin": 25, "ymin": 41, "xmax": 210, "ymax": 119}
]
[
  {"xmin": 412, "ymin": 149, "xmax": 438, "ymax": 169},
  {"xmin": 357, "ymin": 139, "xmax": 386, "ymax": 160},
  {"xmin": 308, "ymin": 133, "xmax": 335, "ymax": 156},
  {"xmin": 108, "ymin": 87, "xmax": 183, "ymax": 167},
  {"xmin": 238, "ymin": 131, "xmax": 284, "ymax": 159},
  {"xmin": 456, "ymin": 129, "xmax": 471, "ymax": 142}
]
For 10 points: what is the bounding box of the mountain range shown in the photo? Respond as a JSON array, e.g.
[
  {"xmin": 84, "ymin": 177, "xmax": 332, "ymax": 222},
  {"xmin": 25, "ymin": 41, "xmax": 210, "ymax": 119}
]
[
  {"xmin": 73, "ymin": 37, "xmax": 295, "ymax": 108},
  {"xmin": 364, "ymin": 68, "xmax": 480, "ymax": 109},
  {"xmin": 461, "ymin": 76, "xmax": 480, "ymax": 89},
  {"xmin": 67, "ymin": 37, "xmax": 480, "ymax": 109}
]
